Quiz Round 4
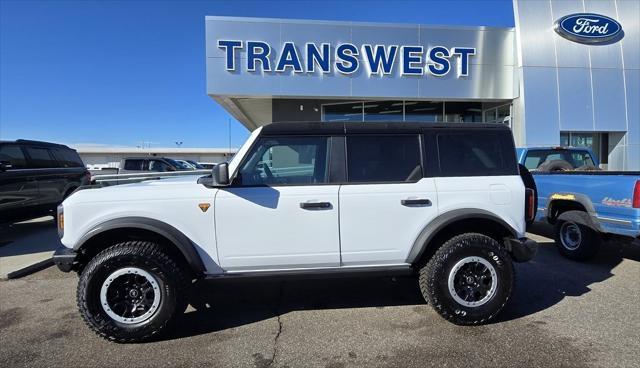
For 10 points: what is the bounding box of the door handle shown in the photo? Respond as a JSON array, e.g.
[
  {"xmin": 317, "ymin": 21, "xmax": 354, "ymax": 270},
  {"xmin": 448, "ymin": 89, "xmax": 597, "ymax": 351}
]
[
  {"xmin": 300, "ymin": 201, "xmax": 332, "ymax": 210},
  {"xmin": 401, "ymin": 198, "xmax": 432, "ymax": 206}
]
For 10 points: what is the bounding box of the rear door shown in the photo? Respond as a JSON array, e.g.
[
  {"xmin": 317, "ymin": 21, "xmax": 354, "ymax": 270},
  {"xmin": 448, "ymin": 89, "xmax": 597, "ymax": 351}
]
[
  {"xmin": 215, "ymin": 135, "xmax": 341, "ymax": 271},
  {"xmin": 23, "ymin": 145, "xmax": 66, "ymax": 206},
  {"xmin": 432, "ymin": 130, "xmax": 525, "ymax": 237},
  {"xmin": 338, "ymin": 134, "xmax": 439, "ymax": 266}
]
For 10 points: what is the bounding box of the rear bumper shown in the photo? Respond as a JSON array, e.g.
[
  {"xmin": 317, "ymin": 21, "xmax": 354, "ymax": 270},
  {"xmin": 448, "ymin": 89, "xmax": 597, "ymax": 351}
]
[
  {"xmin": 505, "ymin": 237, "xmax": 538, "ymax": 262},
  {"xmin": 52, "ymin": 247, "xmax": 77, "ymax": 273}
]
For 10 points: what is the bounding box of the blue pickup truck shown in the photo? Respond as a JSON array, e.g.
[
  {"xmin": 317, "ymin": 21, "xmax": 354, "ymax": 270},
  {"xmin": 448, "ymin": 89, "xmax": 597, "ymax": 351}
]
[{"xmin": 517, "ymin": 147, "xmax": 640, "ymax": 260}]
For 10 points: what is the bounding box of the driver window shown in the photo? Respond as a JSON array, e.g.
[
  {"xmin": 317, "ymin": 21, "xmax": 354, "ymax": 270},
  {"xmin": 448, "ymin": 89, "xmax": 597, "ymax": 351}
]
[{"xmin": 238, "ymin": 136, "xmax": 329, "ymax": 186}]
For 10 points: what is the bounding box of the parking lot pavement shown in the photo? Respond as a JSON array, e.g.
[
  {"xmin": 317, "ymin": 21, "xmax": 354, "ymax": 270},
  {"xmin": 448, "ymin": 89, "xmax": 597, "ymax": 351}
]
[
  {"xmin": 0, "ymin": 217, "xmax": 58, "ymax": 279},
  {"xmin": 1, "ymin": 227, "xmax": 639, "ymax": 368}
]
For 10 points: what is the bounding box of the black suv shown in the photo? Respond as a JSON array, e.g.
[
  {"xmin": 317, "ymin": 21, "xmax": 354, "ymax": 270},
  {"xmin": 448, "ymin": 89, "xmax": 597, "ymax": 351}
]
[{"xmin": 0, "ymin": 140, "xmax": 90, "ymax": 223}]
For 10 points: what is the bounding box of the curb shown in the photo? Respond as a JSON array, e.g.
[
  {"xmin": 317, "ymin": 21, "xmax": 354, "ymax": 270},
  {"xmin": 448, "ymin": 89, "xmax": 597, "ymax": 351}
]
[{"xmin": 4, "ymin": 257, "xmax": 54, "ymax": 280}]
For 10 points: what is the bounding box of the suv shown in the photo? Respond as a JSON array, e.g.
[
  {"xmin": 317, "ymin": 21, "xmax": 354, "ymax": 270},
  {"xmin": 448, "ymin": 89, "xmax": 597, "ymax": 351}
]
[
  {"xmin": 118, "ymin": 157, "xmax": 194, "ymax": 174},
  {"xmin": 53, "ymin": 122, "xmax": 537, "ymax": 342},
  {"xmin": 0, "ymin": 140, "xmax": 90, "ymax": 223}
]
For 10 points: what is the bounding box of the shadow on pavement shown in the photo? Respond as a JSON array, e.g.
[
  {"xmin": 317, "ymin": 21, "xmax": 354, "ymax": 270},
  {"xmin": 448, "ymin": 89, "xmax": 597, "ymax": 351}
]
[
  {"xmin": 499, "ymin": 222, "xmax": 639, "ymax": 322},
  {"xmin": 0, "ymin": 217, "xmax": 60, "ymax": 257},
  {"xmin": 161, "ymin": 225, "xmax": 638, "ymax": 341}
]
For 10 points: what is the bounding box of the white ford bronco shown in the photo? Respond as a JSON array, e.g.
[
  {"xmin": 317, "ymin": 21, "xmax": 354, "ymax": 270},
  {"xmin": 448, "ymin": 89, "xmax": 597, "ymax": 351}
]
[{"xmin": 53, "ymin": 122, "xmax": 538, "ymax": 342}]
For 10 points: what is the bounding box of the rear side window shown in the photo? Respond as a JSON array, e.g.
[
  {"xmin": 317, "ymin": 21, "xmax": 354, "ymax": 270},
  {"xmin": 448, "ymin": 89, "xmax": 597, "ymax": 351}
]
[
  {"xmin": 346, "ymin": 135, "xmax": 422, "ymax": 183},
  {"xmin": 53, "ymin": 148, "xmax": 84, "ymax": 168},
  {"xmin": 24, "ymin": 146, "xmax": 57, "ymax": 168},
  {"xmin": 124, "ymin": 159, "xmax": 144, "ymax": 171},
  {"xmin": 0, "ymin": 144, "xmax": 28, "ymax": 169},
  {"xmin": 436, "ymin": 132, "xmax": 517, "ymax": 176}
]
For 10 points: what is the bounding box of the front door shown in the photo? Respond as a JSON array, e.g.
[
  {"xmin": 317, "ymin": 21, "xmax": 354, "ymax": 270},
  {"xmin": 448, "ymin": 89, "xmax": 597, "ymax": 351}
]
[{"xmin": 215, "ymin": 135, "xmax": 340, "ymax": 271}]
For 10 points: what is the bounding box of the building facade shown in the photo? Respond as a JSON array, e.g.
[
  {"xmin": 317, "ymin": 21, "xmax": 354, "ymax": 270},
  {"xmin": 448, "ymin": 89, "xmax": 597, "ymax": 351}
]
[
  {"xmin": 74, "ymin": 146, "xmax": 236, "ymax": 170},
  {"xmin": 205, "ymin": 0, "xmax": 639, "ymax": 170}
]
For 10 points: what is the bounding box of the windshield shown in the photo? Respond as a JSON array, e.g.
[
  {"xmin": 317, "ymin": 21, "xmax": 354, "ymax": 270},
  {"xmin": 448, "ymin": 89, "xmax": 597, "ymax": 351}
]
[{"xmin": 524, "ymin": 149, "xmax": 595, "ymax": 170}]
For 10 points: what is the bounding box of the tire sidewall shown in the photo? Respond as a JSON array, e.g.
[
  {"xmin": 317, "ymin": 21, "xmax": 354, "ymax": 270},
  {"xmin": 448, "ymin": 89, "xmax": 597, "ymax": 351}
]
[
  {"xmin": 553, "ymin": 217, "xmax": 599, "ymax": 260},
  {"xmin": 426, "ymin": 234, "xmax": 514, "ymax": 324},
  {"xmin": 79, "ymin": 251, "xmax": 178, "ymax": 341}
]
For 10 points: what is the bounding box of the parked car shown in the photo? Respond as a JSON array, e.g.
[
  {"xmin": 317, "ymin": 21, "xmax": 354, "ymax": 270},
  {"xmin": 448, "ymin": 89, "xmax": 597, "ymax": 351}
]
[
  {"xmin": 517, "ymin": 146, "xmax": 640, "ymax": 260},
  {"xmin": 185, "ymin": 160, "xmax": 206, "ymax": 169},
  {"xmin": 118, "ymin": 157, "xmax": 193, "ymax": 174},
  {"xmin": 54, "ymin": 122, "xmax": 537, "ymax": 342},
  {"xmin": 197, "ymin": 162, "xmax": 216, "ymax": 170},
  {"xmin": 0, "ymin": 139, "xmax": 90, "ymax": 223}
]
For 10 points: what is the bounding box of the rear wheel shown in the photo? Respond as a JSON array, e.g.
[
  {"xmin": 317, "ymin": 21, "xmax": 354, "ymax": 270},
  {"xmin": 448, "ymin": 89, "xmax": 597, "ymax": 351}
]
[
  {"xmin": 554, "ymin": 211, "xmax": 600, "ymax": 260},
  {"xmin": 77, "ymin": 241, "xmax": 189, "ymax": 342},
  {"xmin": 419, "ymin": 233, "xmax": 514, "ymax": 325}
]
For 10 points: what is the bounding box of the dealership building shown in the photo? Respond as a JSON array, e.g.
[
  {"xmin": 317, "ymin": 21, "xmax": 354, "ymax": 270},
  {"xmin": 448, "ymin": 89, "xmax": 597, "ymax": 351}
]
[{"xmin": 205, "ymin": 0, "xmax": 639, "ymax": 170}]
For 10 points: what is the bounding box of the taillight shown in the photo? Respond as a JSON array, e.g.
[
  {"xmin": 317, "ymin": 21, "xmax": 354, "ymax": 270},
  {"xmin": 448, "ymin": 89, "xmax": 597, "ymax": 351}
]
[
  {"xmin": 633, "ymin": 180, "xmax": 640, "ymax": 208},
  {"xmin": 525, "ymin": 188, "xmax": 536, "ymax": 221}
]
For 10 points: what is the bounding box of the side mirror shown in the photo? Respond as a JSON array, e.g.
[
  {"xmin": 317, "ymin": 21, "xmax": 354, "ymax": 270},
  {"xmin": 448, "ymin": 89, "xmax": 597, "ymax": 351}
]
[
  {"xmin": 0, "ymin": 161, "xmax": 12, "ymax": 171},
  {"xmin": 212, "ymin": 162, "xmax": 230, "ymax": 186}
]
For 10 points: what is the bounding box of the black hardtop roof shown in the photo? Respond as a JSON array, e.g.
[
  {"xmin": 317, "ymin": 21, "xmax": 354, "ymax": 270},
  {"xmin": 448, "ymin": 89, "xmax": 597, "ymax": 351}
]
[
  {"xmin": 261, "ymin": 121, "xmax": 511, "ymax": 135},
  {"xmin": 0, "ymin": 139, "xmax": 73, "ymax": 148}
]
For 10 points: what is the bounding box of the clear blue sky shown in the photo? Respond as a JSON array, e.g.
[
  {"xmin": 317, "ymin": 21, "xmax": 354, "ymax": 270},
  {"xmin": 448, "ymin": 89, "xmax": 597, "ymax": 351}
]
[{"xmin": 0, "ymin": 0, "xmax": 514, "ymax": 148}]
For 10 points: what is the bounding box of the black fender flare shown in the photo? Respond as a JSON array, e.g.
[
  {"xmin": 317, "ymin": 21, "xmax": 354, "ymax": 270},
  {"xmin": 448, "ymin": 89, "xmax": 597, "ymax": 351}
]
[
  {"xmin": 74, "ymin": 217, "xmax": 206, "ymax": 274},
  {"xmin": 406, "ymin": 208, "xmax": 519, "ymax": 264}
]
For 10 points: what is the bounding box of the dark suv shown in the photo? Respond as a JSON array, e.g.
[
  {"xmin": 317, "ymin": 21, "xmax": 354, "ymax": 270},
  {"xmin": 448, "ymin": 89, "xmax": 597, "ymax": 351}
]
[{"xmin": 0, "ymin": 140, "xmax": 90, "ymax": 223}]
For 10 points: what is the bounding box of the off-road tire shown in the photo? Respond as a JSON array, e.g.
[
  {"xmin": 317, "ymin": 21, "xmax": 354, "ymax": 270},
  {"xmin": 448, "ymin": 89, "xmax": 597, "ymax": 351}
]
[
  {"xmin": 77, "ymin": 241, "xmax": 190, "ymax": 343},
  {"xmin": 554, "ymin": 211, "xmax": 601, "ymax": 261},
  {"xmin": 419, "ymin": 233, "xmax": 514, "ymax": 325}
]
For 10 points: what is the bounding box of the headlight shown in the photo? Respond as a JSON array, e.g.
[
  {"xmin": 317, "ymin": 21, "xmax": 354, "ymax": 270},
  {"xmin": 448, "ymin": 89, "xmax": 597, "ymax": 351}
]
[{"xmin": 57, "ymin": 205, "xmax": 64, "ymax": 238}]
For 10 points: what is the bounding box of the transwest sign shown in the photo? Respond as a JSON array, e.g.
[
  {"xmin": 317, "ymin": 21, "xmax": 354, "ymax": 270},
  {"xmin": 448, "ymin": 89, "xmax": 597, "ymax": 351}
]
[
  {"xmin": 554, "ymin": 13, "xmax": 623, "ymax": 45},
  {"xmin": 217, "ymin": 40, "xmax": 477, "ymax": 78}
]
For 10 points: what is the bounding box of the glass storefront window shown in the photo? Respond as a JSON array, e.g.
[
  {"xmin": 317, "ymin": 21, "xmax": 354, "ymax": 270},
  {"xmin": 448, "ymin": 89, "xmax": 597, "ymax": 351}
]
[
  {"xmin": 364, "ymin": 101, "xmax": 404, "ymax": 122},
  {"xmin": 405, "ymin": 101, "xmax": 444, "ymax": 122},
  {"xmin": 322, "ymin": 100, "xmax": 511, "ymax": 124},
  {"xmin": 497, "ymin": 105, "xmax": 511, "ymax": 124},
  {"xmin": 483, "ymin": 109, "xmax": 497, "ymax": 124},
  {"xmin": 322, "ymin": 102, "xmax": 363, "ymax": 122},
  {"xmin": 444, "ymin": 102, "xmax": 483, "ymax": 123}
]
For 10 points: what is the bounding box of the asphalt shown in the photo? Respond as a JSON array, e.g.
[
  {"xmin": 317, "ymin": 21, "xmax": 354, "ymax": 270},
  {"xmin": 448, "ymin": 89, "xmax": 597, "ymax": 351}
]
[
  {"xmin": 1, "ymin": 225, "xmax": 639, "ymax": 368},
  {"xmin": 0, "ymin": 217, "xmax": 58, "ymax": 279}
]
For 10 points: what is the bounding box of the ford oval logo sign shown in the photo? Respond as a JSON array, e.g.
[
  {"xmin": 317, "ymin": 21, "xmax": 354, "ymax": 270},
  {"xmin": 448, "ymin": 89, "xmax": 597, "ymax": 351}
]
[{"xmin": 554, "ymin": 13, "xmax": 623, "ymax": 45}]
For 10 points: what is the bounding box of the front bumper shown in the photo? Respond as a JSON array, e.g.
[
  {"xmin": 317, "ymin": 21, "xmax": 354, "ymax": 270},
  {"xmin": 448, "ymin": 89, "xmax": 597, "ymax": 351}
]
[
  {"xmin": 505, "ymin": 237, "xmax": 538, "ymax": 262},
  {"xmin": 53, "ymin": 247, "xmax": 78, "ymax": 273}
]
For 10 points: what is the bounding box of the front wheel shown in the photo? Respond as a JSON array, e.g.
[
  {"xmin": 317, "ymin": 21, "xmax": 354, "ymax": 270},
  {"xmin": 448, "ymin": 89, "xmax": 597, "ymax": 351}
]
[
  {"xmin": 77, "ymin": 241, "xmax": 189, "ymax": 343},
  {"xmin": 419, "ymin": 233, "xmax": 514, "ymax": 325}
]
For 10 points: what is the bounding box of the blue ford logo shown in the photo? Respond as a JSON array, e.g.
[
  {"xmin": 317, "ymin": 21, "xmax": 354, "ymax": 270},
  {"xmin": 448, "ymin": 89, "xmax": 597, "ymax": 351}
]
[{"xmin": 554, "ymin": 13, "xmax": 623, "ymax": 45}]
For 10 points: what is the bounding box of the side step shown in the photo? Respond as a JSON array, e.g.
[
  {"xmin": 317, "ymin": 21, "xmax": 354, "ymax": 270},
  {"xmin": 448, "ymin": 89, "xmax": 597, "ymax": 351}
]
[{"xmin": 203, "ymin": 264, "xmax": 413, "ymax": 282}]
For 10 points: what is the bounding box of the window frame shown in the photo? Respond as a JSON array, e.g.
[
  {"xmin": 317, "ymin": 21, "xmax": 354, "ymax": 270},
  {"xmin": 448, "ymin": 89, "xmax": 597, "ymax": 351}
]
[
  {"xmin": 231, "ymin": 134, "xmax": 335, "ymax": 188},
  {"xmin": 343, "ymin": 133, "xmax": 425, "ymax": 185}
]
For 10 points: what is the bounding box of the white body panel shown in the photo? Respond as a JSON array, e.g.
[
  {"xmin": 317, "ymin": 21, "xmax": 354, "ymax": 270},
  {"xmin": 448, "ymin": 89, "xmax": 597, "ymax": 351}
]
[
  {"xmin": 339, "ymin": 179, "xmax": 438, "ymax": 265},
  {"xmin": 214, "ymin": 185, "xmax": 340, "ymax": 271},
  {"xmin": 60, "ymin": 176, "xmax": 223, "ymax": 273},
  {"xmin": 435, "ymin": 176, "xmax": 526, "ymax": 238}
]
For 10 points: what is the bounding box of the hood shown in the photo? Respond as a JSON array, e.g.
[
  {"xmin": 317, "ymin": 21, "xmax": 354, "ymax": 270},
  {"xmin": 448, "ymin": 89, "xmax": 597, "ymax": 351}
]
[{"xmin": 64, "ymin": 174, "xmax": 213, "ymax": 205}]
